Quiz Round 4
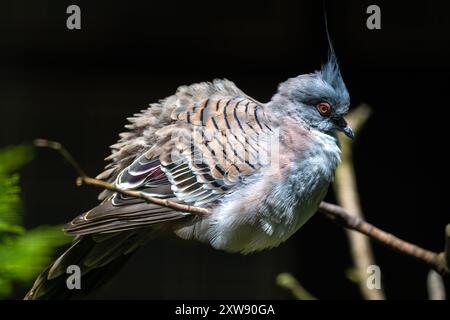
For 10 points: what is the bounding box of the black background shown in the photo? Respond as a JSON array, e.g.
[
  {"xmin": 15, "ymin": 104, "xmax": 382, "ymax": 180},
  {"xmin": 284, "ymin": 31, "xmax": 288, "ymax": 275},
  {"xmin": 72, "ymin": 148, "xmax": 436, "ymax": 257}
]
[{"xmin": 0, "ymin": 0, "xmax": 449, "ymax": 299}]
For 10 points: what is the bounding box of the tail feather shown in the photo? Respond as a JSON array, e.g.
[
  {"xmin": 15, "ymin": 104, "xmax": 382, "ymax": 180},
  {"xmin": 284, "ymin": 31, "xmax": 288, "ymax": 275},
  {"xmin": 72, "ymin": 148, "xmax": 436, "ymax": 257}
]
[{"xmin": 25, "ymin": 229, "xmax": 150, "ymax": 300}]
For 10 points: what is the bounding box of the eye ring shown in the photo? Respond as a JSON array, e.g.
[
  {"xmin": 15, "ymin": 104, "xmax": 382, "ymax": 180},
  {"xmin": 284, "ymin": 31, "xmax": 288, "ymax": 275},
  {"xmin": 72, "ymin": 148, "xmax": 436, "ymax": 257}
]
[{"xmin": 317, "ymin": 102, "xmax": 332, "ymax": 117}]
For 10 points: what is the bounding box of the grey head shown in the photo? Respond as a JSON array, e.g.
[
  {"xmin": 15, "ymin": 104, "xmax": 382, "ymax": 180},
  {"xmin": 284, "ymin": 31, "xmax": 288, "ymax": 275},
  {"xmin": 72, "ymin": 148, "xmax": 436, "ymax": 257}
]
[{"xmin": 271, "ymin": 51, "xmax": 353, "ymax": 139}]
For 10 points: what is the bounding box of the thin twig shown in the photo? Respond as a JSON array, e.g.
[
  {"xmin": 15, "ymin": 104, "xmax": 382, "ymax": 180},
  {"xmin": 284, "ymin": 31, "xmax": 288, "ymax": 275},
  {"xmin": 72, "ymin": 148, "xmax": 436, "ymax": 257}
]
[
  {"xmin": 33, "ymin": 139, "xmax": 210, "ymax": 216},
  {"xmin": 34, "ymin": 139, "xmax": 87, "ymax": 177},
  {"xmin": 81, "ymin": 176, "xmax": 211, "ymax": 216},
  {"xmin": 33, "ymin": 139, "xmax": 450, "ymax": 276}
]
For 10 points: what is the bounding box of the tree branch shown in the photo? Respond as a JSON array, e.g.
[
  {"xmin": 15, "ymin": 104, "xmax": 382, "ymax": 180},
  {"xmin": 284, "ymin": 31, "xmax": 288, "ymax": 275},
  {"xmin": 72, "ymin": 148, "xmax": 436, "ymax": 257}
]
[
  {"xmin": 318, "ymin": 202, "xmax": 448, "ymax": 276},
  {"xmin": 33, "ymin": 139, "xmax": 450, "ymax": 277},
  {"xmin": 427, "ymin": 270, "xmax": 446, "ymax": 300},
  {"xmin": 34, "ymin": 139, "xmax": 210, "ymax": 216},
  {"xmin": 80, "ymin": 176, "xmax": 210, "ymax": 216},
  {"xmin": 333, "ymin": 104, "xmax": 385, "ymax": 299}
]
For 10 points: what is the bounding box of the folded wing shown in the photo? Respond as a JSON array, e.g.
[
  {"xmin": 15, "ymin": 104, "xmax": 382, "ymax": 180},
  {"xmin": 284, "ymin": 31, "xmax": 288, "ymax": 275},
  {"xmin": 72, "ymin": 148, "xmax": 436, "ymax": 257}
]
[{"xmin": 64, "ymin": 79, "xmax": 274, "ymax": 235}]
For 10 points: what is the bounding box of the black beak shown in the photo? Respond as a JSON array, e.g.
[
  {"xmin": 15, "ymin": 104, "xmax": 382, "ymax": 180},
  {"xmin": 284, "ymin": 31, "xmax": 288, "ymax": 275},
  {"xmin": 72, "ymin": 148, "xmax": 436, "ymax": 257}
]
[
  {"xmin": 335, "ymin": 117, "xmax": 354, "ymax": 139},
  {"xmin": 342, "ymin": 126, "xmax": 354, "ymax": 139}
]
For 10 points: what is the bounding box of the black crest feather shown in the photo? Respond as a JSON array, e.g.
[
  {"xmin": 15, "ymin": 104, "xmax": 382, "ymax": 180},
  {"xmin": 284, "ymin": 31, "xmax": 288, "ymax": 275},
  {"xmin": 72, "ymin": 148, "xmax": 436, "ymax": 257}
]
[{"xmin": 319, "ymin": 14, "xmax": 349, "ymax": 105}]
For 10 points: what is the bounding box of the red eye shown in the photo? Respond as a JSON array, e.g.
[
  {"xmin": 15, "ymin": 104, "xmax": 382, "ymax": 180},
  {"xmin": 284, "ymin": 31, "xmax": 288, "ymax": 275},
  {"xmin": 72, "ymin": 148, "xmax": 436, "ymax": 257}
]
[{"xmin": 317, "ymin": 102, "xmax": 331, "ymax": 117}]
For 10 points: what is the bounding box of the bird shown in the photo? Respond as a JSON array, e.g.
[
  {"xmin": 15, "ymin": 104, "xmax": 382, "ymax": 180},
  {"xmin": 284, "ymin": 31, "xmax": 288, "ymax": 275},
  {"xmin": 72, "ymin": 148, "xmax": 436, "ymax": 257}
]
[{"xmin": 25, "ymin": 50, "xmax": 352, "ymax": 299}]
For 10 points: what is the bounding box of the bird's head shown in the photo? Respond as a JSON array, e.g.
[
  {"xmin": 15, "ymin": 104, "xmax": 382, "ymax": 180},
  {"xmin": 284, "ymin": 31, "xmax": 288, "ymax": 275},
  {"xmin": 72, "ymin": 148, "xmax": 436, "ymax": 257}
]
[{"xmin": 272, "ymin": 53, "xmax": 353, "ymax": 139}]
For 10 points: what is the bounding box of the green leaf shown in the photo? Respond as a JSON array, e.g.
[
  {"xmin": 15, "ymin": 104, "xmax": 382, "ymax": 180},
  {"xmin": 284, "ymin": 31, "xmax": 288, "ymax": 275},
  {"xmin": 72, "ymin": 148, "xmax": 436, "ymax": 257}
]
[
  {"xmin": 0, "ymin": 221, "xmax": 25, "ymax": 236},
  {"xmin": 0, "ymin": 145, "xmax": 34, "ymax": 174},
  {"xmin": 0, "ymin": 145, "xmax": 33, "ymax": 226},
  {"xmin": 0, "ymin": 277, "xmax": 13, "ymax": 297},
  {"xmin": 276, "ymin": 272, "xmax": 317, "ymax": 300},
  {"xmin": 0, "ymin": 226, "xmax": 72, "ymax": 285},
  {"xmin": 0, "ymin": 173, "xmax": 22, "ymax": 225},
  {"xmin": 0, "ymin": 145, "xmax": 73, "ymax": 298},
  {"xmin": 345, "ymin": 267, "xmax": 361, "ymax": 284}
]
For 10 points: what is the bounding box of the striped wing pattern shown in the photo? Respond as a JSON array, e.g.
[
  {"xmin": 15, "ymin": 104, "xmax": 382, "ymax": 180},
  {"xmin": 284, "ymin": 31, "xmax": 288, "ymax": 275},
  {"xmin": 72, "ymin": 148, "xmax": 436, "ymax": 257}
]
[
  {"xmin": 159, "ymin": 96, "xmax": 273, "ymax": 206},
  {"xmin": 65, "ymin": 83, "xmax": 274, "ymax": 235}
]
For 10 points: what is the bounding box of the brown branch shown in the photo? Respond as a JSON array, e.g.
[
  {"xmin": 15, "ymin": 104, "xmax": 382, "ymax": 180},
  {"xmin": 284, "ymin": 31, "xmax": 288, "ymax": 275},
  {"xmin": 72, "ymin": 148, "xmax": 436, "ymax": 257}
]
[
  {"xmin": 333, "ymin": 104, "xmax": 385, "ymax": 299},
  {"xmin": 34, "ymin": 139, "xmax": 450, "ymax": 277},
  {"xmin": 445, "ymin": 224, "xmax": 450, "ymax": 272},
  {"xmin": 318, "ymin": 202, "xmax": 448, "ymax": 276},
  {"xmin": 80, "ymin": 176, "xmax": 211, "ymax": 216},
  {"xmin": 34, "ymin": 139, "xmax": 211, "ymax": 216}
]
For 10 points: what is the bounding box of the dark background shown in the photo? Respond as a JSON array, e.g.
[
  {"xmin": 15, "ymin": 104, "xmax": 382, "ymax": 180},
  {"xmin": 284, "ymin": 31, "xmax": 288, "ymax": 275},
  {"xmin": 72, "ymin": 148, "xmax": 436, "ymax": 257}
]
[{"xmin": 0, "ymin": 0, "xmax": 449, "ymax": 299}]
